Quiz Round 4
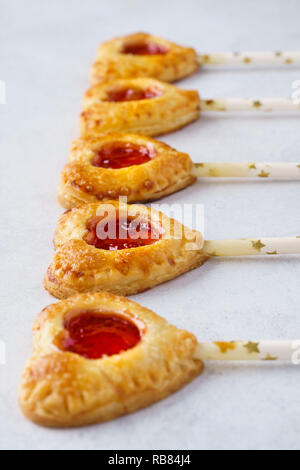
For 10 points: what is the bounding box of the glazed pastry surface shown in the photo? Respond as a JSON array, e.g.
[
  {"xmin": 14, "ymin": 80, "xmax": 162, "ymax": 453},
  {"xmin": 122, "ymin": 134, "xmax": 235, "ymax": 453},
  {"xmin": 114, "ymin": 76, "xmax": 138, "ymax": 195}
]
[
  {"xmin": 90, "ymin": 32, "xmax": 199, "ymax": 84},
  {"xmin": 44, "ymin": 201, "xmax": 208, "ymax": 299},
  {"xmin": 19, "ymin": 292, "xmax": 203, "ymax": 427},
  {"xmin": 80, "ymin": 78, "xmax": 200, "ymax": 137},
  {"xmin": 58, "ymin": 133, "xmax": 196, "ymax": 208}
]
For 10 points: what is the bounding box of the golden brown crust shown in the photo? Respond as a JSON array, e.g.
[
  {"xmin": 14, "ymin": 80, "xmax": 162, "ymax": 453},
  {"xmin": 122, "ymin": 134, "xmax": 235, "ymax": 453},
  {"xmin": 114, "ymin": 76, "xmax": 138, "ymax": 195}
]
[
  {"xmin": 79, "ymin": 78, "xmax": 200, "ymax": 137},
  {"xmin": 90, "ymin": 32, "xmax": 199, "ymax": 84},
  {"xmin": 19, "ymin": 292, "xmax": 203, "ymax": 427},
  {"xmin": 44, "ymin": 201, "xmax": 208, "ymax": 299},
  {"xmin": 58, "ymin": 133, "xmax": 196, "ymax": 208}
]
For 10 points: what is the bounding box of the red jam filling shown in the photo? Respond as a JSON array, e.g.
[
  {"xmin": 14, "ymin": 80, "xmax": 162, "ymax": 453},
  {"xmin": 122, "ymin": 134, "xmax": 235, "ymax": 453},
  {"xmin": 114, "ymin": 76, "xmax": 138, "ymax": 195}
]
[
  {"xmin": 122, "ymin": 41, "xmax": 169, "ymax": 55},
  {"xmin": 93, "ymin": 142, "xmax": 154, "ymax": 169},
  {"xmin": 84, "ymin": 216, "xmax": 161, "ymax": 250},
  {"xmin": 106, "ymin": 87, "xmax": 162, "ymax": 102},
  {"xmin": 59, "ymin": 311, "xmax": 141, "ymax": 359}
]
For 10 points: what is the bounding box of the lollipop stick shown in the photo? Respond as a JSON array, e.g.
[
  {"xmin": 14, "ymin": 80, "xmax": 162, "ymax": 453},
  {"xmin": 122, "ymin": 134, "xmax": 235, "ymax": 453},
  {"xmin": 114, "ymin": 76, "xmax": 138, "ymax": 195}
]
[
  {"xmin": 197, "ymin": 51, "xmax": 300, "ymax": 67},
  {"xmin": 194, "ymin": 340, "xmax": 300, "ymax": 361},
  {"xmin": 200, "ymin": 98, "xmax": 299, "ymax": 113},
  {"xmin": 203, "ymin": 237, "xmax": 300, "ymax": 257},
  {"xmin": 193, "ymin": 162, "xmax": 300, "ymax": 179}
]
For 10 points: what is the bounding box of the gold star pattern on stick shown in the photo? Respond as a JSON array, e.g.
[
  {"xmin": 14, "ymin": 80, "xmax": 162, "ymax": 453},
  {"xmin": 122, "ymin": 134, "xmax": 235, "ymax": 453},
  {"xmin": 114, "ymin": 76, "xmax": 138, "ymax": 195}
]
[
  {"xmin": 251, "ymin": 240, "xmax": 266, "ymax": 251},
  {"xmin": 214, "ymin": 342, "xmax": 236, "ymax": 354},
  {"xmin": 253, "ymin": 100, "xmax": 262, "ymax": 108},
  {"xmin": 258, "ymin": 170, "xmax": 270, "ymax": 178},
  {"xmin": 263, "ymin": 354, "xmax": 278, "ymax": 361},
  {"xmin": 244, "ymin": 342, "xmax": 260, "ymax": 354}
]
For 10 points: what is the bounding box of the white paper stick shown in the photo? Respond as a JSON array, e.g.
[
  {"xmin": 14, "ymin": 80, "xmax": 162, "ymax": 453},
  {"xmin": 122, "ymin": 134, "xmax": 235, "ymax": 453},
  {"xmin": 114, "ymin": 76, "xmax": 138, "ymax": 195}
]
[
  {"xmin": 200, "ymin": 98, "xmax": 299, "ymax": 113},
  {"xmin": 194, "ymin": 340, "xmax": 300, "ymax": 362},
  {"xmin": 193, "ymin": 162, "xmax": 300, "ymax": 179},
  {"xmin": 197, "ymin": 51, "xmax": 300, "ymax": 67},
  {"xmin": 203, "ymin": 237, "xmax": 300, "ymax": 257}
]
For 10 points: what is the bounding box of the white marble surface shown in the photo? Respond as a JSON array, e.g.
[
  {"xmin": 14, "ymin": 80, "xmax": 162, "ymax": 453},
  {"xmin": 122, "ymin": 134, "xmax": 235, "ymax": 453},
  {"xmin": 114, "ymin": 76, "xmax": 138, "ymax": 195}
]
[{"xmin": 1, "ymin": 0, "xmax": 300, "ymax": 450}]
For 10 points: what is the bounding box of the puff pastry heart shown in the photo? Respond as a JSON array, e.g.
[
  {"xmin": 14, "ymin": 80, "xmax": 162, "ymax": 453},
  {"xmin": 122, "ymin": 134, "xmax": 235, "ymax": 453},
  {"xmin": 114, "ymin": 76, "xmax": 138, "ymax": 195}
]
[
  {"xmin": 58, "ymin": 133, "xmax": 196, "ymax": 208},
  {"xmin": 80, "ymin": 78, "xmax": 200, "ymax": 137},
  {"xmin": 44, "ymin": 201, "xmax": 207, "ymax": 299},
  {"xmin": 90, "ymin": 32, "xmax": 199, "ymax": 84},
  {"xmin": 19, "ymin": 292, "xmax": 203, "ymax": 427}
]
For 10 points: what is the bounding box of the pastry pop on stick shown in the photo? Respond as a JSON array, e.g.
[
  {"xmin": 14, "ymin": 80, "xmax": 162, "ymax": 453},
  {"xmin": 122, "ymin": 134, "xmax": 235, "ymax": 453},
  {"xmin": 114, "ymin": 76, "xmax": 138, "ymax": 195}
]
[
  {"xmin": 19, "ymin": 292, "xmax": 203, "ymax": 428},
  {"xmin": 19, "ymin": 292, "xmax": 299, "ymax": 428},
  {"xmin": 90, "ymin": 32, "xmax": 300, "ymax": 84},
  {"xmin": 80, "ymin": 78, "xmax": 300, "ymax": 138},
  {"xmin": 59, "ymin": 134, "xmax": 300, "ymax": 209},
  {"xmin": 44, "ymin": 201, "xmax": 300, "ymax": 299}
]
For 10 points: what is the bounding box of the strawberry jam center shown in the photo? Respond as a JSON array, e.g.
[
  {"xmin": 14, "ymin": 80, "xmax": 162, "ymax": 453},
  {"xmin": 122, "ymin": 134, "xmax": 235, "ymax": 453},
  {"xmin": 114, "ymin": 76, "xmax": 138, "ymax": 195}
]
[
  {"xmin": 84, "ymin": 216, "xmax": 161, "ymax": 250},
  {"xmin": 60, "ymin": 312, "xmax": 141, "ymax": 359},
  {"xmin": 122, "ymin": 41, "xmax": 169, "ymax": 55},
  {"xmin": 106, "ymin": 87, "xmax": 162, "ymax": 102},
  {"xmin": 93, "ymin": 142, "xmax": 153, "ymax": 169}
]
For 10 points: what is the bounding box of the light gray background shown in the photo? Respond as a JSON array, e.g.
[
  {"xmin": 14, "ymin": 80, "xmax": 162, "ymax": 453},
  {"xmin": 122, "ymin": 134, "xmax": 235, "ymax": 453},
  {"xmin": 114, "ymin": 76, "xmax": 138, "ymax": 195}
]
[{"xmin": 1, "ymin": 0, "xmax": 300, "ymax": 450}]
